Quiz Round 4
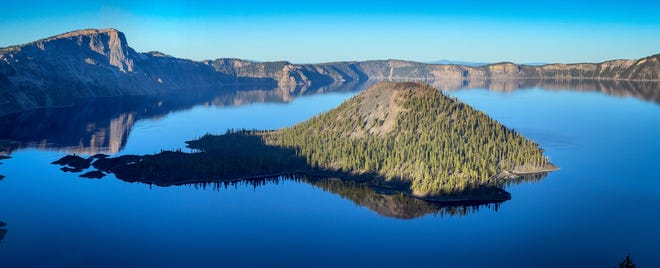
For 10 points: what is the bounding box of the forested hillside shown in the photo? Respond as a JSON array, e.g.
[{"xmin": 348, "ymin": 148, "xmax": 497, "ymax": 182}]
[
  {"xmin": 265, "ymin": 82, "xmax": 554, "ymax": 195},
  {"xmin": 53, "ymin": 82, "xmax": 556, "ymax": 198}
]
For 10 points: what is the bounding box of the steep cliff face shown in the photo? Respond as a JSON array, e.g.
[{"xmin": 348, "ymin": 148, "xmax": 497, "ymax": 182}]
[
  {"xmin": 2, "ymin": 29, "xmax": 134, "ymax": 72},
  {"xmin": 0, "ymin": 29, "xmax": 236, "ymax": 115},
  {"xmin": 1, "ymin": 29, "xmax": 138, "ymax": 95},
  {"xmin": 623, "ymin": 55, "xmax": 660, "ymax": 80},
  {"xmin": 1, "ymin": 28, "xmax": 658, "ymax": 116}
]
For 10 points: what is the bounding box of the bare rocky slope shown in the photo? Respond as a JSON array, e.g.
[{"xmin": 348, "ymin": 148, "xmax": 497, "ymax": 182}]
[{"xmin": 1, "ymin": 28, "xmax": 658, "ymax": 115}]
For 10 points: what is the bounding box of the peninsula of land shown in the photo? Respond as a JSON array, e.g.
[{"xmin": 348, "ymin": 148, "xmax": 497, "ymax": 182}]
[{"xmin": 53, "ymin": 82, "xmax": 557, "ymax": 202}]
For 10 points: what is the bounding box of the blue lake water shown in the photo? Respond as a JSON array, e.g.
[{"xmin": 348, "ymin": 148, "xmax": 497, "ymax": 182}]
[{"xmin": 0, "ymin": 83, "xmax": 658, "ymax": 267}]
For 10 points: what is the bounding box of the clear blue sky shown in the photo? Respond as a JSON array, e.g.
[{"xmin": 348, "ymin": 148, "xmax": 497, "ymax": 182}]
[{"xmin": 1, "ymin": 0, "xmax": 658, "ymax": 63}]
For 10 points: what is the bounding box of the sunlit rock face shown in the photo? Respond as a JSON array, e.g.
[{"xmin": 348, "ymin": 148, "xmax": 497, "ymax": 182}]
[{"xmin": 0, "ymin": 29, "xmax": 236, "ymax": 116}]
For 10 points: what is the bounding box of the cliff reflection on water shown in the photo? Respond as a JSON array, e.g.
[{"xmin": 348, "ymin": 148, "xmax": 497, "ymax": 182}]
[
  {"xmin": 0, "ymin": 81, "xmax": 369, "ymax": 155},
  {"xmin": 414, "ymin": 79, "xmax": 660, "ymax": 103},
  {"xmin": 0, "ymin": 79, "xmax": 656, "ymax": 156}
]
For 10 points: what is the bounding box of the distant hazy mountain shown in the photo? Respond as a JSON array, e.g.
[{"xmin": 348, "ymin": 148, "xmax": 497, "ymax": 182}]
[
  {"xmin": 522, "ymin": 62, "xmax": 548, "ymax": 66},
  {"xmin": 429, "ymin": 60, "xmax": 546, "ymax": 67},
  {"xmin": 1, "ymin": 28, "xmax": 658, "ymax": 115},
  {"xmin": 428, "ymin": 60, "xmax": 490, "ymax": 66}
]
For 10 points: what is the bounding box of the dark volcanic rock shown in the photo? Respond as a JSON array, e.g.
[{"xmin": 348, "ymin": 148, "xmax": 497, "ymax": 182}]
[
  {"xmin": 79, "ymin": 170, "xmax": 105, "ymax": 179},
  {"xmin": 92, "ymin": 154, "xmax": 142, "ymax": 172},
  {"xmin": 52, "ymin": 155, "xmax": 92, "ymax": 170},
  {"xmin": 90, "ymin": 154, "xmax": 109, "ymax": 159},
  {"xmin": 60, "ymin": 166, "xmax": 83, "ymax": 173}
]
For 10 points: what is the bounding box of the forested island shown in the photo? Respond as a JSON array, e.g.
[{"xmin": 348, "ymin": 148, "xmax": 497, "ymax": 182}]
[
  {"xmin": 53, "ymin": 82, "xmax": 556, "ymax": 201},
  {"xmin": 264, "ymin": 82, "xmax": 556, "ymax": 195}
]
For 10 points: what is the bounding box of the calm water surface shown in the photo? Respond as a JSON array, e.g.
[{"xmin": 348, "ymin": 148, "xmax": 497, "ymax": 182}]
[{"xmin": 0, "ymin": 84, "xmax": 658, "ymax": 267}]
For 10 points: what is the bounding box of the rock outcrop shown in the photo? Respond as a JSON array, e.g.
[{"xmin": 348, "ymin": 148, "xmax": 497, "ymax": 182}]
[{"xmin": 0, "ymin": 29, "xmax": 242, "ymax": 115}]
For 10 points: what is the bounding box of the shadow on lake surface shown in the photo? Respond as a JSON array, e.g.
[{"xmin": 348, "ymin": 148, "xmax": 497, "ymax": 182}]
[{"xmin": 51, "ymin": 132, "xmax": 550, "ymax": 219}]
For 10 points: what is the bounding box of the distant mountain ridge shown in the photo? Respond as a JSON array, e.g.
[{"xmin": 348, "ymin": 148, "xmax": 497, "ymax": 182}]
[
  {"xmin": 1, "ymin": 28, "xmax": 658, "ymax": 115},
  {"xmin": 427, "ymin": 60, "xmax": 547, "ymax": 66},
  {"xmin": 427, "ymin": 60, "xmax": 490, "ymax": 66}
]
